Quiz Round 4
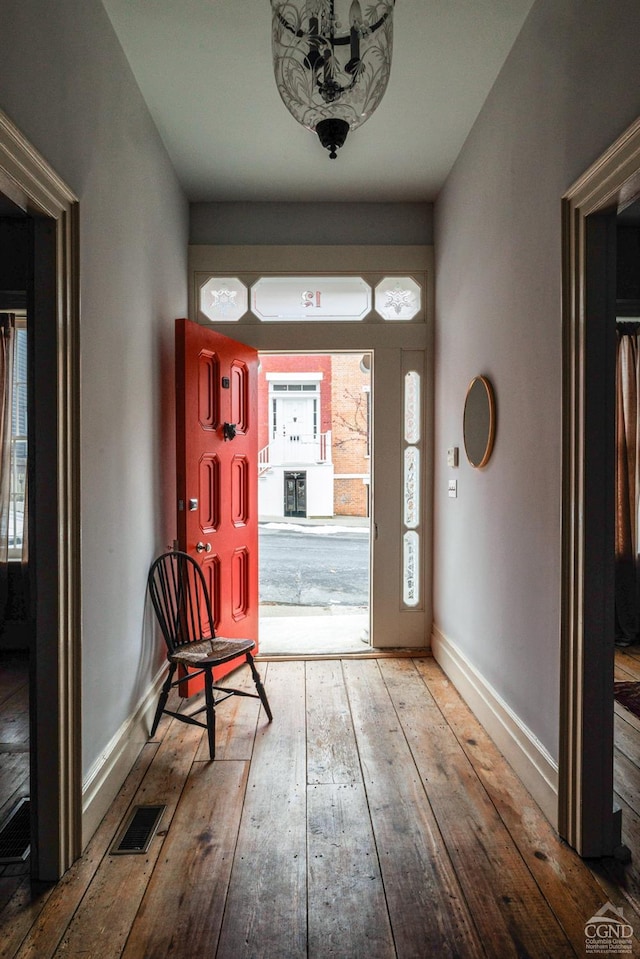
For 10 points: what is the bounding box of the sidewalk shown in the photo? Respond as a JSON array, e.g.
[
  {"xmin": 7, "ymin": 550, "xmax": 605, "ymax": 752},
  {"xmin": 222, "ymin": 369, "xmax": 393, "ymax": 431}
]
[
  {"xmin": 258, "ymin": 604, "xmax": 369, "ymax": 655},
  {"xmin": 257, "ymin": 516, "xmax": 371, "ymax": 654}
]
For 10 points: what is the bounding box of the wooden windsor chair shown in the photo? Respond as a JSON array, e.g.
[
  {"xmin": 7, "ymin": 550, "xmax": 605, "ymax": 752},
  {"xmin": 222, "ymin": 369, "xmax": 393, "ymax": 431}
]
[{"xmin": 147, "ymin": 550, "xmax": 272, "ymax": 759}]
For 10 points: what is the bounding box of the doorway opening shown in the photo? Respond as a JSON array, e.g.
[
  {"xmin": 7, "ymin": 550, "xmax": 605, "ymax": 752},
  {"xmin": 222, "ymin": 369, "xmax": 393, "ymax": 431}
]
[
  {"xmin": 0, "ymin": 110, "xmax": 81, "ymax": 881},
  {"xmin": 560, "ymin": 114, "xmax": 640, "ymax": 861},
  {"xmin": 257, "ymin": 351, "xmax": 372, "ymax": 655},
  {"xmin": 611, "ymin": 198, "xmax": 640, "ymax": 906},
  {"xmin": 0, "ymin": 208, "xmax": 31, "ymax": 877},
  {"xmin": 284, "ymin": 471, "xmax": 307, "ymax": 518}
]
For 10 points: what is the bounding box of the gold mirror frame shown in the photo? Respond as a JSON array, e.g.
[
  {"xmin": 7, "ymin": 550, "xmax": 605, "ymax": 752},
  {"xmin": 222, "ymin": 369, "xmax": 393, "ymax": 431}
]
[{"xmin": 463, "ymin": 375, "xmax": 496, "ymax": 468}]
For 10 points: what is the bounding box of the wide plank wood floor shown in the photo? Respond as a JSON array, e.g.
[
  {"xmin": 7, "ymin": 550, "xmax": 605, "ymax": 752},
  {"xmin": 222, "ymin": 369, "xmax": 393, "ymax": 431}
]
[
  {"xmin": 0, "ymin": 652, "xmax": 29, "ymax": 888},
  {"xmin": 3, "ymin": 656, "xmax": 640, "ymax": 957},
  {"xmin": 613, "ymin": 645, "xmax": 640, "ymax": 914}
]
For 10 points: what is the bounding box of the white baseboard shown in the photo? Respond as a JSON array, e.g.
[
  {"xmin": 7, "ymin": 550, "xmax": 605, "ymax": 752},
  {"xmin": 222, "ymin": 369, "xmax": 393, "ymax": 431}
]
[
  {"xmin": 431, "ymin": 625, "xmax": 558, "ymax": 828},
  {"xmin": 81, "ymin": 666, "xmax": 166, "ymax": 849}
]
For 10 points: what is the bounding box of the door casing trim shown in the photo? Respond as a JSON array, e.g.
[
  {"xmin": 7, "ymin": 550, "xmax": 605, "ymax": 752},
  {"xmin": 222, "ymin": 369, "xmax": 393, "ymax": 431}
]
[
  {"xmin": 560, "ymin": 114, "xmax": 640, "ymax": 856},
  {"xmin": 0, "ymin": 108, "xmax": 81, "ymax": 878}
]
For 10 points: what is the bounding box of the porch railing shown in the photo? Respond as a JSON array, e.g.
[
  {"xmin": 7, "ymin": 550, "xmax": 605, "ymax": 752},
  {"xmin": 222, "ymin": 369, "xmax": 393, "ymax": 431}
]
[{"xmin": 258, "ymin": 430, "xmax": 332, "ymax": 470}]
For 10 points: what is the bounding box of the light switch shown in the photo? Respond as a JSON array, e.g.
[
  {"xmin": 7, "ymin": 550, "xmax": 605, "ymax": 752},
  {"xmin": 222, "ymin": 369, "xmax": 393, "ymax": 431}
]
[
  {"xmin": 447, "ymin": 447, "xmax": 459, "ymax": 468},
  {"xmin": 448, "ymin": 479, "xmax": 458, "ymax": 498}
]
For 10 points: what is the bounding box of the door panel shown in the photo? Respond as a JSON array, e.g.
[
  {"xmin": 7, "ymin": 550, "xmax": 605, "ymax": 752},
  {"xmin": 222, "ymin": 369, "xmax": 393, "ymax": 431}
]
[{"xmin": 176, "ymin": 318, "xmax": 259, "ymax": 691}]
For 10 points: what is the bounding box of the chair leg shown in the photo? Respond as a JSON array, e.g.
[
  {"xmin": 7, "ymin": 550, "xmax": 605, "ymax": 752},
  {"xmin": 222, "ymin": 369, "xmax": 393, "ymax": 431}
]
[
  {"xmin": 204, "ymin": 666, "xmax": 216, "ymax": 760},
  {"xmin": 247, "ymin": 653, "xmax": 273, "ymax": 722},
  {"xmin": 150, "ymin": 662, "xmax": 176, "ymax": 737}
]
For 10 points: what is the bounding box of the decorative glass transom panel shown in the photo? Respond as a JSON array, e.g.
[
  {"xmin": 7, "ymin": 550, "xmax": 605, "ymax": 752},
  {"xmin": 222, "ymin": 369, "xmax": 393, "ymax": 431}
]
[
  {"xmin": 200, "ymin": 277, "xmax": 248, "ymax": 322},
  {"xmin": 375, "ymin": 277, "xmax": 421, "ymax": 321},
  {"xmin": 251, "ymin": 276, "xmax": 371, "ymax": 321},
  {"xmin": 404, "ymin": 371, "xmax": 421, "ymax": 444}
]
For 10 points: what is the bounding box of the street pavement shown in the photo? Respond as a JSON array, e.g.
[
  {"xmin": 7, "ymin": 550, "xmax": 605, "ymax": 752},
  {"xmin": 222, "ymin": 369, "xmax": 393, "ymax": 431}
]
[
  {"xmin": 258, "ymin": 519, "xmax": 370, "ymax": 608},
  {"xmin": 257, "ymin": 517, "xmax": 371, "ymax": 654}
]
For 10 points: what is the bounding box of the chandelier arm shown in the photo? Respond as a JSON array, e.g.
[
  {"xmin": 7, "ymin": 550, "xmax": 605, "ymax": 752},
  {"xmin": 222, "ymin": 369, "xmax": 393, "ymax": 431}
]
[{"xmin": 275, "ymin": 1, "xmax": 394, "ymax": 45}]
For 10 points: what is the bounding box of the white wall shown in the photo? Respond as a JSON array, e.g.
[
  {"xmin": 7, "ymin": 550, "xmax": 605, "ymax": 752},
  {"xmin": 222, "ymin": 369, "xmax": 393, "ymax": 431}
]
[
  {"xmin": 0, "ymin": 1, "xmax": 188, "ymax": 784},
  {"xmin": 434, "ymin": 0, "xmax": 640, "ymax": 762},
  {"xmin": 190, "ymin": 202, "xmax": 433, "ymax": 246},
  {"xmin": 259, "ymin": 464, "xmax": 334, "ymax": 518}
]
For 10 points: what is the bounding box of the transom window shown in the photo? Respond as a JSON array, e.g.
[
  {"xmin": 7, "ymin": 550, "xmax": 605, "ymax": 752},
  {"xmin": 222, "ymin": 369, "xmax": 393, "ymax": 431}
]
[
  {"xmin": 272, "ymin": 383, "xmax": 318, "ymax": 392},
  {"xmin": 198, "ymin": 274, "xmax": 423, "ymax": 323}
]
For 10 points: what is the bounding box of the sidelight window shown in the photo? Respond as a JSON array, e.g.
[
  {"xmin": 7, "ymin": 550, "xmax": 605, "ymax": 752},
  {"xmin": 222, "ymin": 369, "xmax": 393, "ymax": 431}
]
[{"xmin": 402, "ymin": 369, "xmax": 422, "ymax": 607}]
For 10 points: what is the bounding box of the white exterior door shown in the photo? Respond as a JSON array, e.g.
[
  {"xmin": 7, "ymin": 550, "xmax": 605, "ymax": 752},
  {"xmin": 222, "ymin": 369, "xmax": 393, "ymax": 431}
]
[{"xmin": 272, "ymin": 392, "xmax": 318, "ymax": 462}]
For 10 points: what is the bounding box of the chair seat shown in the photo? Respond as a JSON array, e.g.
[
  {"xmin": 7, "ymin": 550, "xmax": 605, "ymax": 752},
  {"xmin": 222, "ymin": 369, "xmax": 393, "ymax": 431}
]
[{"xmin": 169, "ymin": 636, "xmax": 256, "ymax": 668}]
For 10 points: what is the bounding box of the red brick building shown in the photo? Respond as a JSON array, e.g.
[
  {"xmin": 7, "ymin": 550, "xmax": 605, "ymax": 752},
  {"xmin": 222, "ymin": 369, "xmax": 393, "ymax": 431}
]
[
  {"xmin": 257, "ymin": 353, "xmax": 370, "ymax": 518},
  {"xmin": 330, "ymin": 353, "xmax": 370, "ymax": 517}
]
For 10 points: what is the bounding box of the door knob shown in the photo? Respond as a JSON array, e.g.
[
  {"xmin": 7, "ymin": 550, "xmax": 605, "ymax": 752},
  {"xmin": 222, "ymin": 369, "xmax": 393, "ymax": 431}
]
[{"xmin": 196, "ymin": 542, "xmax": 212, "ymax": 553}]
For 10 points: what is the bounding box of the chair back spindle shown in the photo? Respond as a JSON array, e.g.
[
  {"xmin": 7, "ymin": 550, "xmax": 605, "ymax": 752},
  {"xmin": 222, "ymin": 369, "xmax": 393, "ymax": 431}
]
[{"xmin": 148, "ymin": 551, "xmax": 215, "ymax": 654}]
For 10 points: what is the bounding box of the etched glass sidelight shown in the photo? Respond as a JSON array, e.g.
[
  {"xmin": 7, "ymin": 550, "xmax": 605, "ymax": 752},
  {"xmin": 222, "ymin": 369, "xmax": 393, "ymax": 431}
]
[
  {"xmin": 404, "ymin": 371, "xmax": 421, "ymax": 443},
  {"xmin": 404, "ymin": 446, "xmax": 420, "ymax": 529},
  {"xmin": 403, "ymin": 531, "xmax": 420, "ymax": 607},
  {"xmin": 402, "ymin": 368, "xmax": 422, "ymax": 606}
]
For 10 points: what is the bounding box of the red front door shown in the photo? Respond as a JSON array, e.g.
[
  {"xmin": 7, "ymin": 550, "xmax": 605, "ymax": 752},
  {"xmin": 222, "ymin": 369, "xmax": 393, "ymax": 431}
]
[{"xmin": 175, "ymin": 318, "xmax": 259, "ymax": 689}]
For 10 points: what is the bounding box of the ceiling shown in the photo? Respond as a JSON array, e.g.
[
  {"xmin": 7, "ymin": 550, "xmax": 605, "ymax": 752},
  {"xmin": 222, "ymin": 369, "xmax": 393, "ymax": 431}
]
[{"xmin": 102, "ymin": 0, "xmax": 535, "ymax": 203}]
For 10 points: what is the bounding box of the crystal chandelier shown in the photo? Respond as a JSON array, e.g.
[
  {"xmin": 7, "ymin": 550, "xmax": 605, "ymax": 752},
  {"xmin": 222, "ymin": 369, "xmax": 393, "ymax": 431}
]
[{"xmin": 271, "ymin": 0, "xmax": 395, "ymax": 159}]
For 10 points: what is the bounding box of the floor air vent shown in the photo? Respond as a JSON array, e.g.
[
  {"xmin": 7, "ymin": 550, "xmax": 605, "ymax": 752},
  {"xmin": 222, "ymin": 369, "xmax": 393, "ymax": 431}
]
[
  {"xmin": 110, "ymin": 805, "xmax": 166, "ymax": 855},
  {"xmin": 0, "ymin": 798, "xmax": 30, "ymax": 863}
]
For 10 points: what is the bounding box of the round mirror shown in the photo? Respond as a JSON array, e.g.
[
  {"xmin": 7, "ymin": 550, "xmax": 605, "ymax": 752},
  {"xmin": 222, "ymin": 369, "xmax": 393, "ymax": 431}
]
[{"xmin": 463, "ymin": 375, "xmax": 496, "ymax": 468}]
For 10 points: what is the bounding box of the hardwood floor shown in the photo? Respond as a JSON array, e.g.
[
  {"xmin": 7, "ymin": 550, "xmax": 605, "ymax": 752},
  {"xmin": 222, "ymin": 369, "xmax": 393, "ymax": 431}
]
[
  {"xmin": 614, "ymin": 645, "xmax": 640, "ymax": 912},
  {"xmin": 2, "ymin": 655, "xmax": 640, "ymax": 957},
  {"xmin": 0, "ymin": 652, "xmax": 29, "ymax": 884}
]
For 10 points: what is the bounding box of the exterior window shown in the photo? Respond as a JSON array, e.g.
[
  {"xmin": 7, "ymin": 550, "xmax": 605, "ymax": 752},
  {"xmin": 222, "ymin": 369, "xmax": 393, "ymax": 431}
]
[
  {"xmin": 9, "ymin": 324, "xmax": 27, "ymax": 558},
  {"xmin": 365, "ymin": 388, "xmax": 371, "ymax": 457}
]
